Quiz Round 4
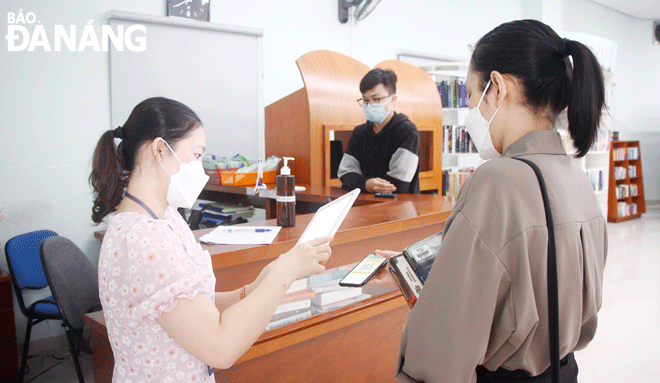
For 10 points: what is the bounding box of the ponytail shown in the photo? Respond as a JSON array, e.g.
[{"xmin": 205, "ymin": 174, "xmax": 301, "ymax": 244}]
[
  {"xmin": 564, "ymin": 39, "xmax": 605, "ymax": 157},
  {"xmin": 88, "ymin": 97, "xmax": 202, "ymax": 223},
  {"xmin": 471, "ymin": 20, "xmax": 605, "ymax": 158},
  {"xmin": 89, "ymin": 129, "xmax": 126, "ymax": 224}
]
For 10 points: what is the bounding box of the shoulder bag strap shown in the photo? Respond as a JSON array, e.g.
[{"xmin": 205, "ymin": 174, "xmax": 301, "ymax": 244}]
[{"xmin": 513, "ymin": 157, "xmax": 560, "ymax": 383}]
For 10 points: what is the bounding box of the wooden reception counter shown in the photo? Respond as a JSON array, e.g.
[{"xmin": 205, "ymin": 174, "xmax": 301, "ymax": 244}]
[{"xmin": 86, "ymin": 191, "xmax": 454, "ymax": 382}]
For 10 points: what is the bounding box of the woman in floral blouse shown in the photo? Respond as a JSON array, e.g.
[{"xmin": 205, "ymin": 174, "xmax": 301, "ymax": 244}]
[{"xmin": 90, "ymin": 97, "xmax": 331, "ymax": 382}]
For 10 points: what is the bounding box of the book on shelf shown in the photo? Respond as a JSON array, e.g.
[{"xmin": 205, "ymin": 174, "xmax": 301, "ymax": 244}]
[
  {"xmin": 199, "ymin": 202, "xmax": 255, "ymax": 214},
  {"xmin": 387, "ymin": 232, "xmax": 443, "ymax": 308},
  {"xmin": 269, "ymin": 307, "xmax": 311, "ymax": 323},
  {"xmin": 273, "ymin": 299, "xmax": 311, "ymax": 315},
  {"xmin": 286, "ymin": 278, "xmax": 309, "ymax": 294},
  {"xmin": 266, "ymin": 310, "xmax": 313, "ymax": 331},
  {"xmin": 612, "ymin": 148, "xmax": 627, "ymax": 161},
  {"xmin": 442, "ymin": 125, "xmax": 477, "ymax": 154},
  {"xmin": 442, "ymin": 168, "xmax": 473, "ymax": 198},
  {"xmin": 630, "ymin": 184, "xmax": 639, "ymax": 197},
  {"xmin": 311, "ymin": 287, "xmax": 362, "ymax": 307},
  {"xmin": 616, "ymin": 202, "xmax": 638, "ymax": 217},
  {"xmin": 615, "ymin": 185, "xmax": 629, "ymax": 199},
  {"xmin": 627, "ymin": 147, "xmax": 639, "ymax": 160},
  {"xmin": 279, "ymin": 288, "xmax": 315, "ymax": 306},
  {"xmin": 437, "ymin": 80, "xmax": 468, "ymax": 108},
  {"xmin": 585, "ymin": 168, "xmax": 604, "ymax": 193},
  {"xmin": 613, "ymin": 166, "xmax": 627, "ymax": 180},
  {"xmin": 311, "ymin": 293, "xmax": 371, "ymax": 314}
]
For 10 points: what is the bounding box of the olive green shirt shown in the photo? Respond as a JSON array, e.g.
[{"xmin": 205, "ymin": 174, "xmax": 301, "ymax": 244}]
[{"xmin": 396, "ymin": 130, "xmax": 607, "ymax": 382}]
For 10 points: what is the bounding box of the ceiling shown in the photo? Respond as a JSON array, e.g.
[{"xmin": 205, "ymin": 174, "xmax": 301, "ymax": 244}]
[{"xmin": 590, "ymin": 0, "xmax": 660, "ymax": 20}]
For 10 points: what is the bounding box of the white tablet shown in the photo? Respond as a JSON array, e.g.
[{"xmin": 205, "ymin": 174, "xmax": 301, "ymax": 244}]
[{"xmin": 296, "ymin": 188, "xmax": 361, "ymax": 245}]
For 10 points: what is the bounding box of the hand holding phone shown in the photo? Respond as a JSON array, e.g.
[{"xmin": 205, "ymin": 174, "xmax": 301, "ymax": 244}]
[{"xmin": 339, "ymin": 254, "xmax": 388, "ymax": 287}]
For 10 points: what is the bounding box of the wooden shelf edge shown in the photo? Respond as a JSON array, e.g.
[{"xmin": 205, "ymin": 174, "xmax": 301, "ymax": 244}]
[{"xmin": 607, "ymin": 213, "xmax": 642, "ymax": 223}]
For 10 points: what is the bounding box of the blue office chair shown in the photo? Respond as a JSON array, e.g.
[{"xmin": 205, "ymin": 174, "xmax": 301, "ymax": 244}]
[
  {"xmin": 40, "ymin": 236, "xmax": 101, "ymax": 383},
  {"xmin": 4, "ymin": 230, "xmax": 63, "ymax": 382}
]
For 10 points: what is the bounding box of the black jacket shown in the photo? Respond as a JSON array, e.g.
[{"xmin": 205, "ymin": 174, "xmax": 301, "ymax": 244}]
[{"xmin": 338, "ymin": 112, "xmax": 420, "ymax": 193}]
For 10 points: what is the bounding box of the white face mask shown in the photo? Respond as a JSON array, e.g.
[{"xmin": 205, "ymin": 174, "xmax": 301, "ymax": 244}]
[
  {"xmin": 363, "ymin": 96, "xmax": 393, "ymax": 124},
  {"xmin": 463, "ymin": 80, "xmax": 502, "ymax": 161},
  {"xmin": 158, "ymin": 141, "xmax": 209, "ymax": 209}
]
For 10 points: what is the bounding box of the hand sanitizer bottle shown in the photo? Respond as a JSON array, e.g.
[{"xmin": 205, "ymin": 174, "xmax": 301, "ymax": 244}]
[{"xmin": 276, "ymin": 157, "xmax": 295, "ymax": 227}]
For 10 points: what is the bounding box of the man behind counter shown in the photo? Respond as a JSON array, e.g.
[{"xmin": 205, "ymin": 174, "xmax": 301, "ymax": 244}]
[{"xmin": 338, "ymin": 68, "xmax": 420, "ymax": 194}]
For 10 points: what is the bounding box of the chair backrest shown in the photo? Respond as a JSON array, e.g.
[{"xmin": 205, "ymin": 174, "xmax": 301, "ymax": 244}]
[
  {"xmin": 5, "ymin": 230, "xmax": 59, "ymax": 290},
  {"xmin": 40, "ymin": 236, "xmax": 101, "ymax": 330}
]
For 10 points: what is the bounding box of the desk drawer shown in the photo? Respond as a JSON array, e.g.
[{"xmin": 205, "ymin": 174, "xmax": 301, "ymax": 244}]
[
  {"xmin": 0, "ymin": 308, "xmax": 16, "ymax": 340},
  {"xmin": 0, "ymin": 335, "xmax": 19, "ymax": 382},
  {"xmin": 0, "ymin": 277, "xmax": 12, "ymax": 311}
]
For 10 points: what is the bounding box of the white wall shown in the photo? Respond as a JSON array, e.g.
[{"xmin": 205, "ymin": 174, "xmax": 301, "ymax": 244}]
[
  {"xmin": 0, "ymin": 0, "xmax": 521, "ymax": 345},
  {"xmin": 562, "ymin": 0, "xmax": 660, "ymax": 200}
]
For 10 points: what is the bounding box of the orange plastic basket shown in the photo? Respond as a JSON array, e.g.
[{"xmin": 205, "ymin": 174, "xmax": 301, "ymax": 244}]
[
  {"xmin": 204, "ymin": 167, "xmax": 222, "ymax": 185},
  {"xmin": 220, "ymin": 169, "xmax": 277, "ymax": 186}
]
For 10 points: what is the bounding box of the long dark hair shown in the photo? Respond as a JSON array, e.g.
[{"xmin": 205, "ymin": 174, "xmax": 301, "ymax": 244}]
[
  {"xmin": 89, "ymin": 97, "xmax": 202, "ymax": 223},
  {"xmin": 471, "ymin": 19, "xmax": 604, "ymax": 157}
]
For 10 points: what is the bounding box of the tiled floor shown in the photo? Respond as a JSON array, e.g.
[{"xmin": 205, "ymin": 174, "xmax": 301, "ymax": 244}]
[
  {"xmin": 20, "ymin": 206, "xmax": 660, "ymax": 382},
  {"xmin": 22, "ymin": 347, "xmax": 94, "ymax": 383},
  {"xmin": 575, "ymin": 205, "xmax": 660, "ymax": 382}
]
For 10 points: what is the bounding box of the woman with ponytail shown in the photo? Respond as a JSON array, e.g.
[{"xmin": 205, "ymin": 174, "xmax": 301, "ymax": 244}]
[
  {"xmin": 373, "ymin": 20, "xmax": 607, "ymax": 382},
  {"xmin": 90, "ymin": 97, "xmax": 332, "ymax": 382}
]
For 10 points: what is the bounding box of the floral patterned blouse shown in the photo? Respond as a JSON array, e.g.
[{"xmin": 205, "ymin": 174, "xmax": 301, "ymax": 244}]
[{"xmin": 98, "ymin": 206, "xmax": 216, "ymax": 382}]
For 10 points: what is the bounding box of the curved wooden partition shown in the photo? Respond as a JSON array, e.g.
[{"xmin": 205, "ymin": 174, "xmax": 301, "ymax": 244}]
[{"xmin": 265, "ymin": 50, "xmax": 443, "ymax": 191}]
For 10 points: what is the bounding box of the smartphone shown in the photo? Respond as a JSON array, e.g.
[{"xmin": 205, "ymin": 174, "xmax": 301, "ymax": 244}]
[
  {"xmin": 374, "ymin": 192, "xmax": 396, "ymax": 198},
  {"xmin": 339, "ymin": 254, "xmax": 388, "ymax": 287}
]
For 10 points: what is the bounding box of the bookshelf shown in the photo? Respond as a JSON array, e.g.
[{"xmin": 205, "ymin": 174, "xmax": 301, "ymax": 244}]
[
  {"xmin": 420, "ymin": 61, "xmax": 483, "ymax": 197},
  {"xmin": 607, "ymin": 140, "xmax": 645, "ymax": 222}
]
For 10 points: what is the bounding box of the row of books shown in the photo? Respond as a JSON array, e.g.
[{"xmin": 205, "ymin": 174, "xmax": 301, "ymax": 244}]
[
  {"xmin": 441, "ymin": 168, "xmax": 474, "ymax": 198},
  {"xmin": 585, "ymin": 168, "xmax": 605, "ymax": 193},
  {"xmin": 612, "ymin": 147, "xmax": 627, "ymax": 161},
  {"xmin": 443, "ymin": 125, "xmax": 477, "ymax": 154},
  {"xmin": 616, "ymin": 202, "xmax": 638, "ymax": 218},
  {"xmin": 612, "ymin": 146, "xmax": 639, "ymax": 161},
  {"xmin": 628, "ymin": 165, "xmax": 637, "ymax": 178},
  {"xmin": 266, "ymin": 264, "xmax": 371, "ymax": 331},
  {"xmin": 615, "ymin": 184, "xmax": 640, "ymax": 199},
  {"xmin": 437, "ymin": 80, "xmax": 468, "ymax": 108},
  {"xmin": 613, "ymin": 166, "xmax": 628, "ymax": 181}
]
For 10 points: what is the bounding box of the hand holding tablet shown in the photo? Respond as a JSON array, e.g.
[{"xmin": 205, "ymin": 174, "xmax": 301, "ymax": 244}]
[{"xmin": 296, "ymin": 188, "xmax": 361, "ymax": 245}]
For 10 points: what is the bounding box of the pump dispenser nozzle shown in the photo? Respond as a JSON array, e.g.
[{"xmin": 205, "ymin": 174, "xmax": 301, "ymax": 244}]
[{"xmin": 281, "ymin": 157, "xmax": 294, "ymax": 176}]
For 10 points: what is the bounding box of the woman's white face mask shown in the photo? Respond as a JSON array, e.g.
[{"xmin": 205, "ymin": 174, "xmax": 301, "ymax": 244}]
[
  {"xmin": 157, "ymin": 140, "xmax": 209, "ymax": 209},
  {"xmin": 463, "ymin": 80, "xmax": 502, "ymax": 161}
]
